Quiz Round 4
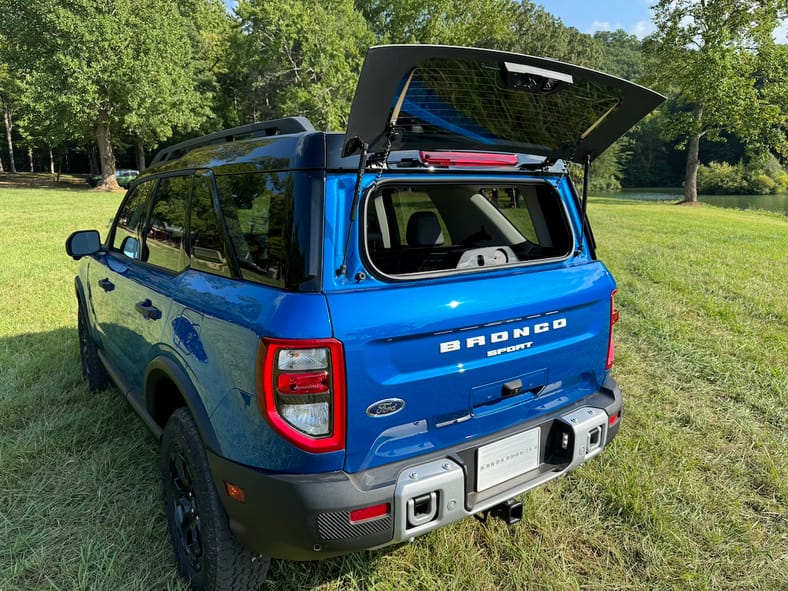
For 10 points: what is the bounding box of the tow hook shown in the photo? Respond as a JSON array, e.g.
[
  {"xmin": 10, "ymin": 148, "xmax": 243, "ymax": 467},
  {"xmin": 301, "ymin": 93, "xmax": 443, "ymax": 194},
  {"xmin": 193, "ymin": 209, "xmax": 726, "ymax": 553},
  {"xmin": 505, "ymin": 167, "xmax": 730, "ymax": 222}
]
[{"xmin": 474, "ymin": 498, "xmax": 524, "ymax": 526}]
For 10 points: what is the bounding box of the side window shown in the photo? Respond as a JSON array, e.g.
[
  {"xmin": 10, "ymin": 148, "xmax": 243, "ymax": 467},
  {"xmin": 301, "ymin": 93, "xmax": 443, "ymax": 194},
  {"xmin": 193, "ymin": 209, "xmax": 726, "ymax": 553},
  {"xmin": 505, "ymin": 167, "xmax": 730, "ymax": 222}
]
[
  {"xmin": 188, "ymin": 175, "xmax": 232, "ymax": 278},
  {"xmin": 112, "ymin": 180, "xmax": 155, "ymax": 259},
  {"xmin": 214, "ymin": 172, "xmax": 287, "ymax": 288},
  {"xmin": 143, "ymin": 176, "xmax": 190, "ymax": 272}
]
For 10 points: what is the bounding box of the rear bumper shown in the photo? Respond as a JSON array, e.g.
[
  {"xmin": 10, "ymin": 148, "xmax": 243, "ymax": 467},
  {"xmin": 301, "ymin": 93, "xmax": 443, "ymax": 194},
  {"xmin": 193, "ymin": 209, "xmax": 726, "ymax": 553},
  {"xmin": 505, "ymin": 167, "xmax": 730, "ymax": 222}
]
[{"xmin": 207, "ymin": 378, "xmax": 622, "ymax": 560}]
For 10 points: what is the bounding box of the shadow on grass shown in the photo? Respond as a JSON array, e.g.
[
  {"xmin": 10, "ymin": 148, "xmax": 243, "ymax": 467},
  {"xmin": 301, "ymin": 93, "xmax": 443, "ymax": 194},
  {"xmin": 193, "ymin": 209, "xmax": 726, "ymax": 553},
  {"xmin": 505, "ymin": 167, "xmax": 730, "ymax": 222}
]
[{"xmin": 0, "ymin": 327, "xmax": 387, "ymax": 591}]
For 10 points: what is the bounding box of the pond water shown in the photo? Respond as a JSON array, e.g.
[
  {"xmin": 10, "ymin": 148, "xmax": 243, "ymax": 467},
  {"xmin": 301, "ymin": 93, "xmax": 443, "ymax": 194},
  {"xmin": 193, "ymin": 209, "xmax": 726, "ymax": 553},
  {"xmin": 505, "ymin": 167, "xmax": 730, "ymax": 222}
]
[{"xmin": 601, "ymin": 189, "xmax": 788, "ymax": 215}]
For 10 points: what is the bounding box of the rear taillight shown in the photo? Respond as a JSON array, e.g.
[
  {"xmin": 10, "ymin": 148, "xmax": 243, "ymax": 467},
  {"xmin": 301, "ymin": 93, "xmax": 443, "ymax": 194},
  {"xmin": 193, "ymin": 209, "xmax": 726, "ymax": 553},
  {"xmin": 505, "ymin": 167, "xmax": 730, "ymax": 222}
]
[
  {"xmin": 606, "ymin": 289, "xmax": 619, "ymax": 370},
  {"xmin": 256, "ymin": 338, "xmax": 346, "ymax": 453}
]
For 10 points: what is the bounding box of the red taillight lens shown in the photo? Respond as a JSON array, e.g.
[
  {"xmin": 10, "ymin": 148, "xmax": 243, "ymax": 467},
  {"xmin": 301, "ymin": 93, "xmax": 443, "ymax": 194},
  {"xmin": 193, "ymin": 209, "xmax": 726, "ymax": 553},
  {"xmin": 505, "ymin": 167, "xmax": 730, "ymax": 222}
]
[
  {"xmin": 606, "ymin": 289, "xmax": 619, "ymax": 370},
  {"xmin": 419, "ymin": 151, "xmax": 518, "ymax": 167},
  {"xmin": 257, "ymin": 338, "xmax": 346, "ymax": 453},
  {"xmin": 349, "ymin": 502, "xmax": 390, "ymax": 523},
  {"xmin": 276, "ymin": 371, "xmax": 329, "ymax": 395}
]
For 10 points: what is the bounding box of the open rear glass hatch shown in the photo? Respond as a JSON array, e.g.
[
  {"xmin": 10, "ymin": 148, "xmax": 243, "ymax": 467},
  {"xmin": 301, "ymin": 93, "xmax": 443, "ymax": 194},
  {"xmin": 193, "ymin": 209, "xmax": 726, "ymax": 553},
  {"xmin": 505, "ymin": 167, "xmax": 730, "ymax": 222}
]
[{"xmin": 344, "ymin": 44, "xmax": 665, "ymax": 162}]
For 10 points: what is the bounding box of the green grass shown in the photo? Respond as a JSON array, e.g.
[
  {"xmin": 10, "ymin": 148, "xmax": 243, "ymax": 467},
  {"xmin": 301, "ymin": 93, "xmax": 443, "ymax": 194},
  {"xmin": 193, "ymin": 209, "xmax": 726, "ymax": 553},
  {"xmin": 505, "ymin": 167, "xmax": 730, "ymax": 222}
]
[{"xmin": 1, "ymin": 186, "xmax": 786, "ymax": 590}]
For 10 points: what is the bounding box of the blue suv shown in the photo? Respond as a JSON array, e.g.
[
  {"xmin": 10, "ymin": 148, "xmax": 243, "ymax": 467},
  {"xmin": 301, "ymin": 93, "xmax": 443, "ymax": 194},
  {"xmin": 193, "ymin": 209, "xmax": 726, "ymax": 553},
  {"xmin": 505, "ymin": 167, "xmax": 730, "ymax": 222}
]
[{"xmin": 66, "ymin": 45, "xmax": 663, "ymax": 590}]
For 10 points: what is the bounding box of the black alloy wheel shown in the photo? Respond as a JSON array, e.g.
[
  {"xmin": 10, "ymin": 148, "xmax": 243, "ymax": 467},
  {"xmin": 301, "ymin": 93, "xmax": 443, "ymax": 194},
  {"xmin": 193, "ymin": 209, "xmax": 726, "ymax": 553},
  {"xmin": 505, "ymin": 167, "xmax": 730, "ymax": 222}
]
[
  {"xmin": 160, "ymin": 408, "xmax": 270, "ymax": 591},
  {"xmin": 167, "ymin": 451, "xmax": 204, "ymax": 571}
]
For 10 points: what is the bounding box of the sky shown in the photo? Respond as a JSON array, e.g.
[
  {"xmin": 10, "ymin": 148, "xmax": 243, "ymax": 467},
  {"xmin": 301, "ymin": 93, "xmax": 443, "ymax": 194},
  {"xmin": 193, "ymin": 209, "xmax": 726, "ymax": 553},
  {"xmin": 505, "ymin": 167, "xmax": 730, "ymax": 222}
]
[{"xmin": 536, "ymin": 0, "xmax": 656, "ymax": 38}]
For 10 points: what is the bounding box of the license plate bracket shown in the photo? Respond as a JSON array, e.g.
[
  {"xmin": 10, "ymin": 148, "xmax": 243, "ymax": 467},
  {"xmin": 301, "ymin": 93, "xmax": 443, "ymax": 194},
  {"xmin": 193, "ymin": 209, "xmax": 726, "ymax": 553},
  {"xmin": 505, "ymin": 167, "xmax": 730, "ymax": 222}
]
[{"xmin": 476, "ymin": 428, "xmax": 540, "ymax": 491}]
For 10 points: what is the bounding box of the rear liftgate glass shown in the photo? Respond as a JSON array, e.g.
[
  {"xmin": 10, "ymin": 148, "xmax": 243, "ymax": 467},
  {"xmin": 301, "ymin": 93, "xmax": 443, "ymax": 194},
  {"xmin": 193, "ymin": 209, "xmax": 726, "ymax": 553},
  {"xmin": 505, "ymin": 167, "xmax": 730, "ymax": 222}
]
[{"xmin": 363, "ymin": 181, "xmax": 573, "ymax": 279}]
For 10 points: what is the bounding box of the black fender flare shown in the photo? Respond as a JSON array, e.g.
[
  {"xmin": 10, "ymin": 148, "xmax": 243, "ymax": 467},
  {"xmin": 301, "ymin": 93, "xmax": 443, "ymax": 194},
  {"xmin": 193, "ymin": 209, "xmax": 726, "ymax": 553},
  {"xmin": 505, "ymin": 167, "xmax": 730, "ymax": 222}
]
[{"xmin": 145, "ymin": 356, "xmax": 222, "ymax": 455}]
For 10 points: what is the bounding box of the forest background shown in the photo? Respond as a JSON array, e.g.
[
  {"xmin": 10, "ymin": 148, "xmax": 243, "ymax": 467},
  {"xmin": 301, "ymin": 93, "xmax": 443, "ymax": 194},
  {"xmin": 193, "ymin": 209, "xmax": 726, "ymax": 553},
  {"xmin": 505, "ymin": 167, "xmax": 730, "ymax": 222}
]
[{"xmin": 0, "ymin": 0, "xmax": 786, "ymax": 199}]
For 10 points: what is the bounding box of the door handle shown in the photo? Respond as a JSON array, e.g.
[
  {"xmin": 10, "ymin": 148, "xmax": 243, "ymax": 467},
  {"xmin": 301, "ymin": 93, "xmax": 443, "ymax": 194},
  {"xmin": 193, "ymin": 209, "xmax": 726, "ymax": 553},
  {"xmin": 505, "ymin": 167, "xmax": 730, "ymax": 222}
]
[
  {"xmin": 98, "ymin": 278, "xmax": 115, "ymax": 292},
  {"xmin": 135, "ymin": 299, "xmax": 162, "ymax": 320}
]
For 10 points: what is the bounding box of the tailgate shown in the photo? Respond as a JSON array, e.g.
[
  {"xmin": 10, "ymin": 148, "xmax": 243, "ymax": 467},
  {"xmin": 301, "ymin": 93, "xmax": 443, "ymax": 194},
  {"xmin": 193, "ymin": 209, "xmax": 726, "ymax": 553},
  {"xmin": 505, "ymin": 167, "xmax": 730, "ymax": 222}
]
[{"xmin": 328, "ymin": 262, "xmax": 616, "ymax": 473}]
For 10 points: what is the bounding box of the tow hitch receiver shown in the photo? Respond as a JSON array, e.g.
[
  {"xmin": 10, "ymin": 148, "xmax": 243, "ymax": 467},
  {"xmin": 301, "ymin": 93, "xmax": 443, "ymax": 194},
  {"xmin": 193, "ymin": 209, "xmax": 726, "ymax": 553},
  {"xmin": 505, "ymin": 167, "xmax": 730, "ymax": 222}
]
[
  {"xmin": 475, "ymin": 498, "xmax": 524, "ymax": 526},
  {"xmin": 491, "ymin": 498, "xmax": 523, "ymax": 525}
]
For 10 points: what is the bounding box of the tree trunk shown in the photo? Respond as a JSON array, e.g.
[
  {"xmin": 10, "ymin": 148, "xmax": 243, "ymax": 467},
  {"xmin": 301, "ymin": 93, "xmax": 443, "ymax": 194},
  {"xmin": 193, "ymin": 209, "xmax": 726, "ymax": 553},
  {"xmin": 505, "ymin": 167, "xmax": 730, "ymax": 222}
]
[
  {"xmin": 88, "ymin": 144, "xmax": 99, "ymax": 176},
  {"xmin": 27, "ymin": 146, "xmax": 34, "ymax": 172},
  {"xmin": 3, "ymin": 103, "xmax": 16, "ymax": 173},
  {"xmin": 135, "ymin": 136, "xmax": 146, "ymax": 171},
  {"xmin": 95, "ymin": 119, "xmax": 120, "ymax": 190},
  {"xmin": 49, "ymin": 146, "xmax": 55, "ymax": 174},
  {"xmin": 683, "ymin": 106, "xmax": 703, "ymax": 204},
  {"xmin": 0, "ymin": 152, "xmax": 4, "ymax": 173}
]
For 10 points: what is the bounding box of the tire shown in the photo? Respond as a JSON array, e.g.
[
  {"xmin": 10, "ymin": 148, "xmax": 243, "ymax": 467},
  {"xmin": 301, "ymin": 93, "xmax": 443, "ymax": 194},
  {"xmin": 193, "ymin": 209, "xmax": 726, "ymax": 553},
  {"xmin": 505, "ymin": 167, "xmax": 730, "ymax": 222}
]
[
  {"xmin": 160, "ymin": 408, "xmax": 271, "ymax": 591},
  {"xmin": 78, "ymin": 303, "xmax": 109, "ymax": 392}
]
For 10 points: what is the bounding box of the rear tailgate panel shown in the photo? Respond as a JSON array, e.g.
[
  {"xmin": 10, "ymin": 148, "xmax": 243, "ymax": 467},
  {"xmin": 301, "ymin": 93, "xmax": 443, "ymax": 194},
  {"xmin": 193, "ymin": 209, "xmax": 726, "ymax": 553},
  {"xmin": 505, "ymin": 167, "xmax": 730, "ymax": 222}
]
[{"xmin": 327, "ymin": 261, "xmax": 615, "ymax": 473}]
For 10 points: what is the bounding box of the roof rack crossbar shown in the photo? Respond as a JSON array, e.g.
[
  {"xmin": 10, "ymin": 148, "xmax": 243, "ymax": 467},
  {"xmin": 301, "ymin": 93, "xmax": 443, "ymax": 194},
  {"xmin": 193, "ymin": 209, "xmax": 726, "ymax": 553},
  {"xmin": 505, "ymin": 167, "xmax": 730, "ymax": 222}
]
[{"xmin": 150, "ymin": 117, "xmax": 316, "ymax": 165}]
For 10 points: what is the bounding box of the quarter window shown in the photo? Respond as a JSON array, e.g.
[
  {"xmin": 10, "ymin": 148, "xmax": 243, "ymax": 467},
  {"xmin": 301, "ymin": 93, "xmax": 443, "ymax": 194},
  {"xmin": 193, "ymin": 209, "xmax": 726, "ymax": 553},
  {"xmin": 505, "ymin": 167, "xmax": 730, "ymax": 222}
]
[{"xmin": 215, "ymin": 172, "xmax": 315, "ymax": 290}]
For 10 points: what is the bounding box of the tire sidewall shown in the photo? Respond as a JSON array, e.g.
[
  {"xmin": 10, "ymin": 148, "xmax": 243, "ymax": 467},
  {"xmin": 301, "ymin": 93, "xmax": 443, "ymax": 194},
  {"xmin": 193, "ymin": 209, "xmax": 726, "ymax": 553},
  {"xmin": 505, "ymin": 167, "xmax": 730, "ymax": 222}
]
[
  {"xmin": 160, "ymin": 408, "xmax": 217, "ymax": 589},
  {"xmin": 77, "ymin": 303, "xmax": 108, "ymax": 392},
  {"xmin": 160, "ymin": 408, "xmax": 271, "ymax": 591}
]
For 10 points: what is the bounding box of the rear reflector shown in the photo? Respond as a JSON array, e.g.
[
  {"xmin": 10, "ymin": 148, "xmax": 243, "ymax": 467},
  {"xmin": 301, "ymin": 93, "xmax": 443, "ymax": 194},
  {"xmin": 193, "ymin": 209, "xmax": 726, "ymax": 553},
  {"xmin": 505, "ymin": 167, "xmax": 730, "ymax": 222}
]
[
  {"xmin": 349, "ymin": 503, "xmax": 390, "ymax": 523},
  {"xmin": 224, "ymin": 481, "xmax": 246, "ymax": 503},
  {"xmin": 608, "ymin": 412, "xmax": 620, "ymax": 426},
  {"xmin": 419, "ymin": 151, "xmax": 518, "ymax": 167},
  {"xmin": 606, "ymin": 289, "xmax": 619, "ymax": 370}
]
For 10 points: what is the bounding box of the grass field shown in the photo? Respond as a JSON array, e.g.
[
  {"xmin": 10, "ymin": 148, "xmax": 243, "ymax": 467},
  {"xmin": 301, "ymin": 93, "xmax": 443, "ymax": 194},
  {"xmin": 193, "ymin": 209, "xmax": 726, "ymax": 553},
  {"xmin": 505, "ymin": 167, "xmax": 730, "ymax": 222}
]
[{"xmin": 0, "ymin": 182, "xmax": 785, "ymax": 590}]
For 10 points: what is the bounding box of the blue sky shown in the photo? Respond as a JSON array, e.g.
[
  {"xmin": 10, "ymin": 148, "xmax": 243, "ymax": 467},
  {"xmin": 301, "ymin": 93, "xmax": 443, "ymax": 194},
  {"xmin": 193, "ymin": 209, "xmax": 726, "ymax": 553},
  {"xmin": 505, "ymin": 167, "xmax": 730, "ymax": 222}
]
[{"xmin": 536, "ymin": 0, "xmax": 656, "ymax": 38}]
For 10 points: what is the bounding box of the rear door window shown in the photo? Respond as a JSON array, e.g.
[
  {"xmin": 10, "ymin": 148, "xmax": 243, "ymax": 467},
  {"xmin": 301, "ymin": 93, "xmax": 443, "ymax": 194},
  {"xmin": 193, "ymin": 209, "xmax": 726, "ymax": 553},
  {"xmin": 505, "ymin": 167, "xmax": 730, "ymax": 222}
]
[
  {"xmin": 143, "ymin": 176, "xmax": 190, "ymax": 273},
  {"xmin": 364, "ymin": 182, "xmax": 573, "ymax": 278}
]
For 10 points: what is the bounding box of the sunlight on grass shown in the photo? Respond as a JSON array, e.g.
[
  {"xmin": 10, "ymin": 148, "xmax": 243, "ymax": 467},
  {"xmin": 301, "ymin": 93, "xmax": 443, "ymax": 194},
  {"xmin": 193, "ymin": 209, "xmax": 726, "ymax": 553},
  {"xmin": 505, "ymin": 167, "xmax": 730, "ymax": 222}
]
[{"xmin": 0, "ymin": 187, "xmax": 785, "ymax": 590}]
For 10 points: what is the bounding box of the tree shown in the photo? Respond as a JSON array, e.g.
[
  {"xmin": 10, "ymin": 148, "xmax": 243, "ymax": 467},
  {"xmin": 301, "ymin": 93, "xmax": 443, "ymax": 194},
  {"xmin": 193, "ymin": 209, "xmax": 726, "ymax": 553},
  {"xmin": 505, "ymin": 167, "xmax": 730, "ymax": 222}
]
[
  {"xmin": 0, "ymin": 0, "xmax": 213, "ymax": 188},
  {"xmin": 233, "ymin": 0, "xmax": 375, "ymax": 130},
  {"xmin": 594, "ymin": 30, "xmax": 644, "ymax": 81},
  {"xmin": 0, "ymin": 40, "xmax": 18, "ymax": 173},
  {"xmin": 358, "ymin": 0, "xmax": 518, "ymax": 47},
  {"xmin": 643, "ymin": 0, "xmax": 788, "ymax": 204}
]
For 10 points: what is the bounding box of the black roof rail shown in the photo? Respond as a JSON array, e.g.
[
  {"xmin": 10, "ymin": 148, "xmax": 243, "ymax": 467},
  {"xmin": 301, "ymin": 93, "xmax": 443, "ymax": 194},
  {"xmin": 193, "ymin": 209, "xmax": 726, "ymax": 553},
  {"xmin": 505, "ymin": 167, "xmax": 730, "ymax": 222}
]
[{"xmin": 150, "ymin": 117, "xmax": 316, "ymax": 166}]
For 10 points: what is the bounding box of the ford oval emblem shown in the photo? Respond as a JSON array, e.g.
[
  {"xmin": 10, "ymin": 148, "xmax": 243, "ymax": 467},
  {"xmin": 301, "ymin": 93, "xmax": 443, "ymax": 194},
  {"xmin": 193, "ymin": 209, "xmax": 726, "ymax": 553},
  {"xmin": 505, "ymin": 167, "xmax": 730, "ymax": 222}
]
[{"xmin": 366, "ymin": 398, "xmax": 406, "ymax": 417}]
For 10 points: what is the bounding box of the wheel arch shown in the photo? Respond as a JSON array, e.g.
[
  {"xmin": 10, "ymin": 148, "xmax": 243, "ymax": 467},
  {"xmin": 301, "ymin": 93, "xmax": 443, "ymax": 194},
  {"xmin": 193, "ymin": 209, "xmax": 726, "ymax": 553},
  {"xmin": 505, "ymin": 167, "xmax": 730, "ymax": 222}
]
[
  {"xmin": 74, "ymin": 276, "xmax": 88, "ymax": 313},
  {"xmin": 145, "ymin": 356, "xmax": 222, "ymax": 455}
]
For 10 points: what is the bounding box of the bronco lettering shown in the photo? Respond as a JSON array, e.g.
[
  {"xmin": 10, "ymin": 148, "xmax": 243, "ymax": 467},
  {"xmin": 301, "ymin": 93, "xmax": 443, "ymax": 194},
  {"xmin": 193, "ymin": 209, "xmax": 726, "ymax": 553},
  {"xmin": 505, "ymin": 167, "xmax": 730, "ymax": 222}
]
[{"xmin": 438, "ymin": 317, "xmax": 568, "ymax": 354}]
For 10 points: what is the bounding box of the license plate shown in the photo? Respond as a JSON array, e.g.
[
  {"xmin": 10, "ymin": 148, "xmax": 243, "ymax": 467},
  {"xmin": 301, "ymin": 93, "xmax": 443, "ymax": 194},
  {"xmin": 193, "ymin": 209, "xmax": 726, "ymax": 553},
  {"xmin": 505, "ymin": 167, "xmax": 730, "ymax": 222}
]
[{"xmin": 476, "ymin": 428, "xmax": 540, "ymax": 491}]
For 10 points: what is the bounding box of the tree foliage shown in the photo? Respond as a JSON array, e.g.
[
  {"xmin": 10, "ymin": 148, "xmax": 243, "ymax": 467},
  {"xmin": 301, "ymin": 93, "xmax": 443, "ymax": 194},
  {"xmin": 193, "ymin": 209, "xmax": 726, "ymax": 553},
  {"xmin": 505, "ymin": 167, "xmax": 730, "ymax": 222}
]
[
  {"xmin": 0, "ymin": 0, "xmax": 214, "ymax": 187},
  {"xmin": 0, "ymin": 0, "xmax": 784, "ymax": 199},
  {"xmin": 643, "ymin": 0, "xmax": 788, "ymax": 203},
  {"xmin": 231, "ymin": 0, "xmax": 375, "ymax": 130}
]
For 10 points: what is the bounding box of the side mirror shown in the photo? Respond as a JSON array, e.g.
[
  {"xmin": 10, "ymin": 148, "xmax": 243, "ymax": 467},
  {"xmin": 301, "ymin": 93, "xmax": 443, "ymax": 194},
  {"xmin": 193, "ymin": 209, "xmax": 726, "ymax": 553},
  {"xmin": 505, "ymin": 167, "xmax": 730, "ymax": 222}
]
[
  {"xmin": 66, "ymin": 230, "xmax": 101, "ymax": 260},
  {"xmin": 121, "ymin": 236, "xmax": 141, "ymax": 260}
]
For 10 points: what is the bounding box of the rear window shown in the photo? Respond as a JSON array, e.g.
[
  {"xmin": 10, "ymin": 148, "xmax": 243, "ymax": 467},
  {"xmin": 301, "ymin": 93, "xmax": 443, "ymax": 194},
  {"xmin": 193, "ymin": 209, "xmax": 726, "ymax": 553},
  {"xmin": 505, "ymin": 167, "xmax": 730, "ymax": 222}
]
[{"xmin": 363, "ymin": 182, "xmax": 573, "ymax": 278}]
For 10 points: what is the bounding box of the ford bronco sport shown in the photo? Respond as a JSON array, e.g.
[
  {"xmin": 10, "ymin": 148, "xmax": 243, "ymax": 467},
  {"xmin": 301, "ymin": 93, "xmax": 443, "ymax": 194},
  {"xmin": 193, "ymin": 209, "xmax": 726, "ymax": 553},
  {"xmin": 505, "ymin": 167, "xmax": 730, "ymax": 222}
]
[{"xmin": 66, "ymin": 45, "xmax": 663, "ymax": 590}]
